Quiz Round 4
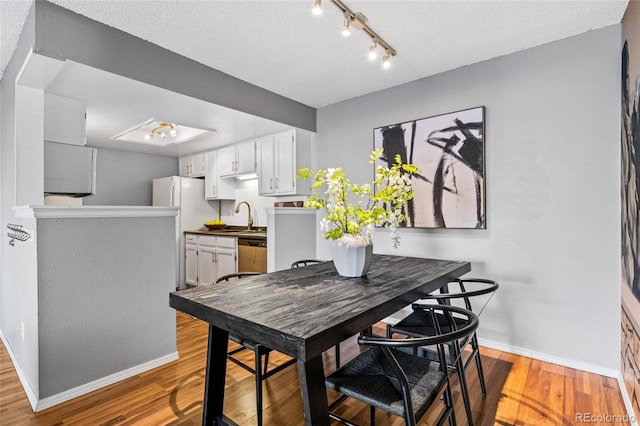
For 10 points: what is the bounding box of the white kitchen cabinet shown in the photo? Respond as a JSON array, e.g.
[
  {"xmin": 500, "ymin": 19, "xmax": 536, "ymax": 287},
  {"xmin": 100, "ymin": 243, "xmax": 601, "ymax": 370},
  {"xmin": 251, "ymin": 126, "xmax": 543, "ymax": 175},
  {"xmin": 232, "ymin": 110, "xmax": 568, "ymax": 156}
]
[
  {"xmin": 198, "ymin": 244, "xmax": 217, "ymax": 286},
  {"xmin": 257, "ymin": 135, "xmax": 275, "ymax": 194},
  {"xmin": 258, "ymin": 129, "xmax": 314, "ymax": 196},
  {"xmin": 236, "ymin": 141, "xmax": 256, "ymax": 175},
  {"xmin": 185, "ymin": 235, "xmax": 199, "ymax": 286},
  {"xmin": 216, "ymin": 248, "xmax": 237, "ymax": 279},
  {"xmin": 180, "ymin": 153, "xmax": 206, "ymax": 177},
  {"xmin": 44, "ymin": 93, "xmax": 87, "ymax": 146},
  {"xmin": 204, "ymin": 151, "xmax": 235, "ymax": 200},
  {"xmin": 219, "ymin": 140, "xmax": 256, "ymax": 177},
  {"xmin": 217, "ymin": 146, "xmax": 236, "ymax": 177},
  {"xmin": 185, "ymin": 234, "xmax": 238, "ymax": 286}
]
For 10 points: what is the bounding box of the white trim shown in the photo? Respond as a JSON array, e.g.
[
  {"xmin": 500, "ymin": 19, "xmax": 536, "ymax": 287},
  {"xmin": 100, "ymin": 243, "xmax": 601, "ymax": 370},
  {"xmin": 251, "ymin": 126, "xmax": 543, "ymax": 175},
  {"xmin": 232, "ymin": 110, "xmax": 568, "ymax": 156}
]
[
  {"xmin": 13, "ymin": 205, "xmax": 179, "ymax": 219},
  {"xmin": 35, "ymin": 352, "xmax": 179, "ymax": 412},
  {"xmin": 478, "ymin": 338, "xmax": 619, "ymax": 378},
  {"xmin": 264, "ymin": 207, "xmax": 317, "ymax": 215},
  {"xmin": 618, "ymin": 374, "xmax": 639, "ymax": 425},
  {"xmin": 0, "ymin": 329, "xmax": 38, "ymax": 411}
]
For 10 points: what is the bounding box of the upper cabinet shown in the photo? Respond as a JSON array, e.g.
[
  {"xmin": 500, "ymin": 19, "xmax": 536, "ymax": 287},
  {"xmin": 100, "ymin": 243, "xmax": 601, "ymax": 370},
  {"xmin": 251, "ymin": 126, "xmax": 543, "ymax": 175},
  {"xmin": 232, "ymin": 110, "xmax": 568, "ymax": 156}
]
[
  {"xmin": 180, "ymin": 153, "xmax": 206, "ymax": 177},
  {"xmin": 257, "ymin": 129, "xmax": 313, "ymax": 196},
  {"xmin": 44, "ymin": 93, "xmax": 86, "ymax": 146},
  {"xmin": 204, "ymin": 151, "xmax": 235, "ymax": 200},
  {"xmin": 218, "ymin": 140, "xmax": 256, "ymax": 178}
]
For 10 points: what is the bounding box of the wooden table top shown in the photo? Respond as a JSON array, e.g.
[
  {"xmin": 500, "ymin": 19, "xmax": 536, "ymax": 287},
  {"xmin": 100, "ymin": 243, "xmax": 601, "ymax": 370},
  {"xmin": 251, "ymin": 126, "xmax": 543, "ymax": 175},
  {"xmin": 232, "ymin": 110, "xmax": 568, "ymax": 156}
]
[{"xmin": 169, "ymin": 254, "xmax": 470, "ymax": 361}]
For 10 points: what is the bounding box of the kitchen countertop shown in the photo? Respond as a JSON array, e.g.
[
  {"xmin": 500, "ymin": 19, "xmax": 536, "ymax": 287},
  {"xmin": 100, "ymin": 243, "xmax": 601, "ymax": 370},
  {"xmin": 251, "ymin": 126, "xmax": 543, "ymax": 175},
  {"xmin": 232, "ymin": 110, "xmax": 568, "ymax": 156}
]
[{"xmin": 185, "ymin": 226, "xmax": 267, "ymax": 240}]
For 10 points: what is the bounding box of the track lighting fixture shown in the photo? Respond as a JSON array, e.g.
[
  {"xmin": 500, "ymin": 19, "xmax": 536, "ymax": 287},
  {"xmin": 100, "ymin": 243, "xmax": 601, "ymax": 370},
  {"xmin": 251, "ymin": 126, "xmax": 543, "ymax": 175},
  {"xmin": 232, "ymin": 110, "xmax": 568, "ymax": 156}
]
[{"xmin": 313, "ymin": 0, "xmax": 397, "ymax": 69}]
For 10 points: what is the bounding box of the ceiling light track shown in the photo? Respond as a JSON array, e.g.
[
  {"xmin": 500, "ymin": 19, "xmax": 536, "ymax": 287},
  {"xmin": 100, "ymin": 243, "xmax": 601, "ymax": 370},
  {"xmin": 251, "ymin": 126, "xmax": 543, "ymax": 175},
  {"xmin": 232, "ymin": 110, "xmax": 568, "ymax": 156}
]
[{"xmin": 314, "ymin": 0, "xmax": 397, "ymax": 68}]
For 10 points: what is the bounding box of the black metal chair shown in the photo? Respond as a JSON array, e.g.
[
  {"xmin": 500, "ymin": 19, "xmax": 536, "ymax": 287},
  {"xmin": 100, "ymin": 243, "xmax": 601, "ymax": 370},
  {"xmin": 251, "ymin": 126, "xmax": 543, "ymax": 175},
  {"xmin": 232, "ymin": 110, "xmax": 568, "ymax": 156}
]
[
  {"xmin": 290, "ymin": 259, "xmax": 345, "ymax": 369},
  {"xmin": 326, "ymin": 304, "xmax": 479, "ymax": 426},
  {"xmin": 290, "ymin": 259, "xmax": 325, "ymax": 268},
  {"xmin": 215, "ymin": 272, "xmax": 296, "ymax": 426},
  {"xmin": 387, "ymin": 278, "xmax": 499, "ymax": 426}
]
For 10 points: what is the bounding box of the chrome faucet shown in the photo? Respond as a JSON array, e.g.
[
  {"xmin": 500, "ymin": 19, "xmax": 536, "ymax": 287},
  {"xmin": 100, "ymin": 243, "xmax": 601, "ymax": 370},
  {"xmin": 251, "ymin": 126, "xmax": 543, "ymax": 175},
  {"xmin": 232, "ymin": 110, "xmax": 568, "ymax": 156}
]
[{"xmin": 234, "ymin": 201, "xmax": 253, "ymax": 231}]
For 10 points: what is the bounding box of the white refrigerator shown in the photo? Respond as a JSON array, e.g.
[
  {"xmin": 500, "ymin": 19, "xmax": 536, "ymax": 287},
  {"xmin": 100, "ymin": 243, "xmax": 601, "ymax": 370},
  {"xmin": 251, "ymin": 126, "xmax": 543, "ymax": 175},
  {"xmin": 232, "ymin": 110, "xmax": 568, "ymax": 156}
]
[{"xmin": 153, "ymin": 176, "xmax": 218, "ymax": 289}]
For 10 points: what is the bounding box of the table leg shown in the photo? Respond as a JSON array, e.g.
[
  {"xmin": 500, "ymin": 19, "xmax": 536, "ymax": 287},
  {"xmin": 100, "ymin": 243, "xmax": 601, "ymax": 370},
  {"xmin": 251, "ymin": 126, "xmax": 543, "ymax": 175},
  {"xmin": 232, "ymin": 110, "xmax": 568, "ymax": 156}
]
[
  {"xmin": 297, "ymin": 356, "xmax": 330, "ymax": 426},
  {"xmin": 203, "ymin": 324, "xmax": 229, "ymax": 426}
]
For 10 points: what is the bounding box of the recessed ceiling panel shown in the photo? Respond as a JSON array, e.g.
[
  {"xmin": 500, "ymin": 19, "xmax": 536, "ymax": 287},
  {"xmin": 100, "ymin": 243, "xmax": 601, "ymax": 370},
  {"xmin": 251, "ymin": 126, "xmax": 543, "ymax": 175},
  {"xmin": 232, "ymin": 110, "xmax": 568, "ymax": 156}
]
[{"xmin": 111, "ymin": 119, "xmax": 213, "ymax": 146}]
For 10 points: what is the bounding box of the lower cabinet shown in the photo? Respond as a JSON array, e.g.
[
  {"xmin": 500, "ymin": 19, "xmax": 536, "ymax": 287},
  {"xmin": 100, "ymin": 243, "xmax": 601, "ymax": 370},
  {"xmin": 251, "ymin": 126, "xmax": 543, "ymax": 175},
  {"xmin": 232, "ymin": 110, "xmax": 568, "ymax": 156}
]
[{"xmin": 185, "ymin": 234, "xmax": 237, "ymax": 286}]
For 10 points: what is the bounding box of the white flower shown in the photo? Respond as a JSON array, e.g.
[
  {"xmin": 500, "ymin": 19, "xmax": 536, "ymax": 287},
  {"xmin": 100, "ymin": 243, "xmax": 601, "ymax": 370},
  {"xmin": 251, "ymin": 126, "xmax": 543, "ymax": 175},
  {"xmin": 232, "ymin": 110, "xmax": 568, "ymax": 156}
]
[{"xmin": 300, "ymin": 149, "xmax": 417, "ymax": 247}]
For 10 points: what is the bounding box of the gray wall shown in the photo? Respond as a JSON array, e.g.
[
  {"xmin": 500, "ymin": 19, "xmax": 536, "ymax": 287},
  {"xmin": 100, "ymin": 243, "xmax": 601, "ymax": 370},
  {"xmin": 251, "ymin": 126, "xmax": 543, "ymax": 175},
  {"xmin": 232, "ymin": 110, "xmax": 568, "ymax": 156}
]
[
  {"xmin": 84, "ymin": 148, "xmax": 177, "ymax": 206},
  {"xmin": 316, "ymin": 26, "xmax": 621, "ymax": 371},
  {"xmin": 37, "ymin": 216, "xmax": 176, "ymax": 398}
]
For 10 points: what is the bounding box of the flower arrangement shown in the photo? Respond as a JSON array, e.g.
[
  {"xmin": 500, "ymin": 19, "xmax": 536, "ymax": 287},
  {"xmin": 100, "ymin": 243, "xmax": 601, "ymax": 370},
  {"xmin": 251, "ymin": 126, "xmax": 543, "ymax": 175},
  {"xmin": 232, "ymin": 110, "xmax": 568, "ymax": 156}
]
[{"xmin": 297, "ymin": 148, "xmax": 419, "ymax": 248}]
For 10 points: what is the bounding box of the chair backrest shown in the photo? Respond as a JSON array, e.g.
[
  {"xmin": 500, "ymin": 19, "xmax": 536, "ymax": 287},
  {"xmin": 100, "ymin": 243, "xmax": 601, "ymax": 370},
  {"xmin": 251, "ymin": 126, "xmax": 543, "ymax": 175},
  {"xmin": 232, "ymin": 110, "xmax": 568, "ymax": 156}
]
[
  {"xmin": 420, "ymin": 278, "xmax": 498, "ymax": 313},
  {"xmin": 360, "ymin": 304, "xmax": 479, "ymax": 351},
  {"xmin": 215, "ymin": 272, "xmax": 261, "ymax": 284},
  {"xmin": 290, "ymin": 259, "xmax": 324, "ymax": 269}
]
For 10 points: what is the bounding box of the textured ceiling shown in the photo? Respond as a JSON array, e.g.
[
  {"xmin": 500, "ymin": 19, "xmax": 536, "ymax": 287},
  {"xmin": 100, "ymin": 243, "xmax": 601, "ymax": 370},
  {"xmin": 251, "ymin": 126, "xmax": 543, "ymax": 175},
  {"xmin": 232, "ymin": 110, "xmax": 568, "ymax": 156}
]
[{"xmin": 1, "ymin": 0, "xmax": 630, "ymax": 108}]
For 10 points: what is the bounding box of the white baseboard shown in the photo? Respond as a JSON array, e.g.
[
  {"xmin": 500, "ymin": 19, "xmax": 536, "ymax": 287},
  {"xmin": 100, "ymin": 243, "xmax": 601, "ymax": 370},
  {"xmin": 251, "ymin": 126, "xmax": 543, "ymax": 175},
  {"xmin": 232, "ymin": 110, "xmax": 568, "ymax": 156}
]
[
  {"xmin": 478, "ymin": 338, "xmax": 619, "ymax": 378},
  {"xmin": 0, "ymin": 327, "xmax": 178, "ymax": 413},
  {"xmin": 618, "ymin": 374, "xmax": 639, "ymax": 425},
  {"xmin": 35, "ymin": 351, "xmax": 179, "ymax": 412},
  {"xmin": 0, "ymin": 329, "xmax": 38, "ymax": 411}
]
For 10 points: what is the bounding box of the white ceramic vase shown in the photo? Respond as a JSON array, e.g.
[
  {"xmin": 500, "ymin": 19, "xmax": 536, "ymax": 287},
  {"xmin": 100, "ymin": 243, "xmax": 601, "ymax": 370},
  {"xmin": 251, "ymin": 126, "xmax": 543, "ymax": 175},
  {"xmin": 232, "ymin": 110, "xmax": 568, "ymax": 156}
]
[{"xmin": 331, "ymin": 234, "xmax": 373, "ymax": 277}]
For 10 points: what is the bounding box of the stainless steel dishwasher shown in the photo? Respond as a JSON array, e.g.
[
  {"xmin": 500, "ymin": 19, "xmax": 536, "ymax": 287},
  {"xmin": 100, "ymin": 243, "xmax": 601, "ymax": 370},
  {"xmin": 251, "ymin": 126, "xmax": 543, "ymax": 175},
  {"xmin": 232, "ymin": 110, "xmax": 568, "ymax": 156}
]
[{"xmin": 237, "ymin": 238, "xmax": 267, "ymax": 273}]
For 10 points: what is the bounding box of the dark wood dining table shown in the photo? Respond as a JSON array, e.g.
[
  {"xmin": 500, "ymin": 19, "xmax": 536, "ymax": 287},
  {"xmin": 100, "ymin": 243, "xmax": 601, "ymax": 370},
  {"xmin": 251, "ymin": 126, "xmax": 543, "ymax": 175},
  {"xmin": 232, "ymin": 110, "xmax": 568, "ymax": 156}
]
[{"xmin": 169, "ymin": 254, "xmax": 471, "ymax": 426}]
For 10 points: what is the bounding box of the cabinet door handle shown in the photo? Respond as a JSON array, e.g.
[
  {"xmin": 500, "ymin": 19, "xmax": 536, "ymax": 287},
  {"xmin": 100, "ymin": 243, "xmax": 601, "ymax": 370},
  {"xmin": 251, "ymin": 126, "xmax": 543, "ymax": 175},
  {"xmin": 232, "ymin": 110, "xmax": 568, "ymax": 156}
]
[
  {"xmin": 275, "ymin": 178, "xmax": 279, "ymax": 189},
  {"xmin": 212, "ymin": 184, "xmax": 216, "ymax": 197},
  {"xmin": 211, "ymin": 252, "xmax": 215, "ymax": 263},
  {"xmin": 270, "ymin": 178, "xmax": 273, "ymax": 190}
]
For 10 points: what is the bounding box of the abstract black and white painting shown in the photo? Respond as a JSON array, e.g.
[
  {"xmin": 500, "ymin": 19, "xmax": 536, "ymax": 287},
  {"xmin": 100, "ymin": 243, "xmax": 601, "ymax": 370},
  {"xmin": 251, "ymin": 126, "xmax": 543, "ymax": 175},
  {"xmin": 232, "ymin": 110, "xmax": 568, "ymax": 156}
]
[{"xmin": 374, "ymin": 106, "xmax": 486, "ymax": 229}]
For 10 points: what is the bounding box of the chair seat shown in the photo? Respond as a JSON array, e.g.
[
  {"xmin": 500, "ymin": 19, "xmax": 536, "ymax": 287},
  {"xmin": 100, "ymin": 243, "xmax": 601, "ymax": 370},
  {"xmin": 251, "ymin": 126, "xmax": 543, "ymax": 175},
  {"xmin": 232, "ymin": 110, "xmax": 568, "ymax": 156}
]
[
  {"xmin": 390, "ymin": 310, "xmax": 471, "ymax": 338},
  {"xmin": 325, "ymin": 346, "xmax": 446, "ymax": 420}
]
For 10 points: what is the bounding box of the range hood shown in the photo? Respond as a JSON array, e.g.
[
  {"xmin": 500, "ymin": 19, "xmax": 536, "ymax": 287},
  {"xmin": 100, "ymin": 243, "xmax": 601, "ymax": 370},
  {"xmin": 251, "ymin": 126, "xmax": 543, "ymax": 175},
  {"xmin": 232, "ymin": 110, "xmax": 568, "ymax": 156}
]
[{"xmin": 44, "ymin": 141, "xmax": 97, "ymax": 197}]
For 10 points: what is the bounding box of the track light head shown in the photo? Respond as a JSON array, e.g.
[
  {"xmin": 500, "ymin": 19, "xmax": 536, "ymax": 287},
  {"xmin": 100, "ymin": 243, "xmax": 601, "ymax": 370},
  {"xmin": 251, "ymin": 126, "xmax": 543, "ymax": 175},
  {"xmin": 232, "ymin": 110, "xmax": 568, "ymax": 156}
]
[
  {"xmin": 312, "ymin": 0, "xmax": 322, "ymax": 15},
  {"xmin": 342, "ymin": 18, "xmax": 351, "ymax": 36},
  {"xmin": 368, "ymin": 40, "xmax": 378, "ymax": 60},
  {"xmin": 382, "ymin": 53, "xmax": 391, "ymax": 69}
]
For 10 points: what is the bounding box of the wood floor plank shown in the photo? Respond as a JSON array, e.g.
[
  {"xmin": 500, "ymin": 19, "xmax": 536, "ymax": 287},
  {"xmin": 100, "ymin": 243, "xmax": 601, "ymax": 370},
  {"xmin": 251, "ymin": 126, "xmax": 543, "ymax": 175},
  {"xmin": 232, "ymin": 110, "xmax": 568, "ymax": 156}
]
[{"xmin": 0, "ymin": 312, "xmax": 632, "ymax": 425}]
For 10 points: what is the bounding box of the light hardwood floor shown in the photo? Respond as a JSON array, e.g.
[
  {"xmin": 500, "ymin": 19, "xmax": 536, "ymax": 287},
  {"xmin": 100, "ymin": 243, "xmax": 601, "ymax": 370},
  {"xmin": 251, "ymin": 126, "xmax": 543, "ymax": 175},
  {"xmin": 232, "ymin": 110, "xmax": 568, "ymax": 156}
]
[{"xmin": 0, "ymin": 312, "xmax": 631, "ymax": 425}]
